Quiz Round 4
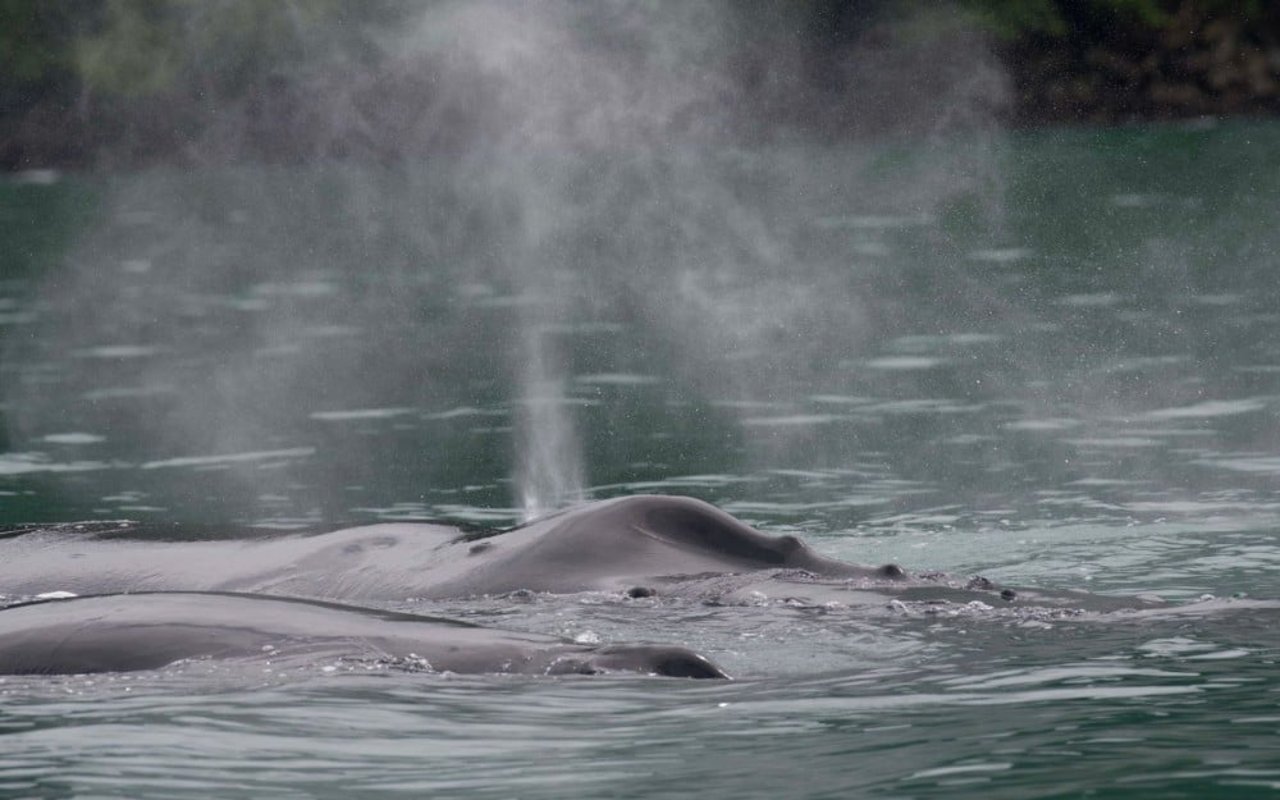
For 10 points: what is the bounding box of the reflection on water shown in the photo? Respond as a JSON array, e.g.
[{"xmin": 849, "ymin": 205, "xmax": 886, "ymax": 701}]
[{"xmin": 1, "ymin": 120, "xmax": 1280, "ymax": 798}]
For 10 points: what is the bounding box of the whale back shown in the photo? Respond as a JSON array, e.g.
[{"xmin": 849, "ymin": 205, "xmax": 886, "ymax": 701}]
[
  {"xmin": 409, "ymin": 495, "xmax": 889, "ymax": 598},
  {"xmin": 0, "ymin": 592, "xmax": 729, "ymax": 678},
  {"xmin": 0, "ymin": 496, "xmax": 892, "ymax": 602}
]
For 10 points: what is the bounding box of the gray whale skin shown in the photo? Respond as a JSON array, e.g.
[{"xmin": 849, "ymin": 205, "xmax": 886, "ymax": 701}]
[
  {"xmin": 0, "ymin": 494, "xmax": 897, "ymax": 678},
  {"xmin": 0, "ymin": 592, "xmax": 727, "ymax": 678},
  {"xmin": 0, "ymin": 495, "xmax": 1211, "ymax": 676},
  {"xmin": 0, "ymin": 494, "xmax": 899, "ymax": 601}
]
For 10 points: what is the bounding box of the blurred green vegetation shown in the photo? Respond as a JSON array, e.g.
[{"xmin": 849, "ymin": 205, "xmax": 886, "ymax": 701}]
[
  {"xmin": 2, "ymin": 0, "xmax": 400, "ymax": 101},
  {"xmin": 0, "ymin": 0, "xmax": 415, "ymax": 168},
  {"xmin": 5, "ymin": 0, "xmax": 1267, "ymax": 105},
  {"xmin": 799, "ymin": 0, "xmax": 1266, "ymax": 39},
  {"xmin": 0, "ymin": 2, "xmax": 81, "ymax": 99},
  {"xmin": 71, "ymin": 0, "xmax": 392, "ymax": 97},
  {"xmin": 0, "ymin": 0, "xmax": 1274, "ymax": 168}
]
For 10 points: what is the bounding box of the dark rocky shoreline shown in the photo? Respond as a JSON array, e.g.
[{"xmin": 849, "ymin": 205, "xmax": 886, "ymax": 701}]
[
  {"xmin": 1004, "ymin": 4, "xmax": 1280, "ymax": 126},
  {"xmin": 2, "ymin": 3, "xmax": 1278, "ymax": 172}
]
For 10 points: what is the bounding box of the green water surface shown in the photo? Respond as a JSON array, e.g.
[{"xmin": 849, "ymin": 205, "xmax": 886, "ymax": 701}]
[{"xmin": 1, "ymin": 119, "xmax": 1278, "ymax": 799}]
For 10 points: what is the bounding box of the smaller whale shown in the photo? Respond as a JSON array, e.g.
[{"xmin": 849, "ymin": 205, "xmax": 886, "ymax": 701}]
[{"xmin": 0, "ymin": 592, "xmax": 728, "ymax": 679}]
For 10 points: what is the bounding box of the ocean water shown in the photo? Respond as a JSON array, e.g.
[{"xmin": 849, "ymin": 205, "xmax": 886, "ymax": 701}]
[{"xmin": 1, "ymin": 119, "xmax": 1279, "ymax": 798}]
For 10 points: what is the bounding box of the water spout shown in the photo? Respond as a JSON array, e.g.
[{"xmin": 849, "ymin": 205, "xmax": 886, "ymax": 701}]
[{"xmin": 514, "ymin": 314, "xmax": 583, "ymax": 521}]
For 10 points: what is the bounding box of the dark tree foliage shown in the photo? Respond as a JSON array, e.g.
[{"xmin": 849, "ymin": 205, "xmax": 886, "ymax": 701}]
[{"xmin": 0, "ymin": 0, "xmax": 1275, "ymax": 168}]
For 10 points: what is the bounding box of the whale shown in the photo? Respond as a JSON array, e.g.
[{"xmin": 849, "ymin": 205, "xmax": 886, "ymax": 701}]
[
  {"xmin": 0, "ymin": 494, "xmax": 1184, "ymax": 617},
  {"xmin": 0, "ymin": 495, "xmax": 904, "ymax": 602},
  {"xmin": 0, "ymin": 495, "xmax": 1206, "ymax": 684},
  {"xmin": 0, "ymin": 591, "xmax": 729, "ymax": 678}
]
